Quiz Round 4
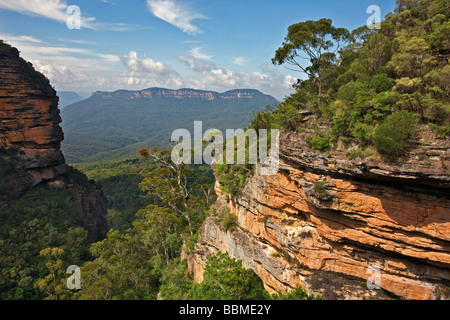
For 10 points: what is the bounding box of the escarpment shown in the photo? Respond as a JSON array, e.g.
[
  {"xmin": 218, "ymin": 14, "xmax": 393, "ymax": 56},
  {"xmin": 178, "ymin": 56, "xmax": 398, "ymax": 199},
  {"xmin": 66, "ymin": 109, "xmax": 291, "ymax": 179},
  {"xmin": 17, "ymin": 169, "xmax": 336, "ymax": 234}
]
[
  {"xmin": 0, "ymin": 41, "xmax": 108, "ymax": 241},
  {"xmin": 192, "ymin": 129, "xmax": 450, "ymax": 300},
  {"xmin": 0, "ymin": 42, "xmax": 66, "ymax": 197},
  {"xmin": 91, "ymin": 87, "xmax": 274, "ymax": 101}
]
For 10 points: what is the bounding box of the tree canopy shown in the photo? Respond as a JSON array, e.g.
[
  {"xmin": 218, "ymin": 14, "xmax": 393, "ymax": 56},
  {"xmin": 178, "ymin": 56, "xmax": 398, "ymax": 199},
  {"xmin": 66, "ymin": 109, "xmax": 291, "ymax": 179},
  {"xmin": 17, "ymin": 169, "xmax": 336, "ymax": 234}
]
[{"xmin": 272, "ymin": 18, "xmax": 351, "ymax": 101}]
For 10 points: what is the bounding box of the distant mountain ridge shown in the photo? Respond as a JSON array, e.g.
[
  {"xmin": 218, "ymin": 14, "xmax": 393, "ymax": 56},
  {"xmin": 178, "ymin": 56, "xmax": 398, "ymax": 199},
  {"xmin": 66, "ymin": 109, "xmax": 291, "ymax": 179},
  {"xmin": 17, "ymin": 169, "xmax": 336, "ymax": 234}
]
[
  {"xmin": 61, "ymin": 87, "xmax": 279, "ymax": 163},
  {"xmin": 90, "ymin": 87, "xmax": 273, "ymax": 101},
  {"xmin": 57, "ymin": 91, "xmax": 85, "ymax": 109}
]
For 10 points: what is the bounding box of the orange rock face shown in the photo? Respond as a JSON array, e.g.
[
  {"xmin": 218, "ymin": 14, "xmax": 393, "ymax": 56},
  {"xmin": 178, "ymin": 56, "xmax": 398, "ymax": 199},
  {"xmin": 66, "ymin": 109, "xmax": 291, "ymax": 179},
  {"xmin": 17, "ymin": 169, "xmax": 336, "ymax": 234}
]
[
  {"xmin": 0, "ymin": 43, "xmax": 65, "ymax": 189},
  {"xmin": 193, "ymin": 131, "xmax": 450, "ymax": 300},
  {"xmin": 0, "ymin": 42, "xmax": 109, "ymax": 241}
]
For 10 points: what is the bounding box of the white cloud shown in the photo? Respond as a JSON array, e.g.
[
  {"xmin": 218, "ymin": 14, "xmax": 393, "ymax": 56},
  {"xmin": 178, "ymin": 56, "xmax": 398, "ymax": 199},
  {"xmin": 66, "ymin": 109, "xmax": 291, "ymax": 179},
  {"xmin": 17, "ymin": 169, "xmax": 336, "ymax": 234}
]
[
  {"xmin": 120, "ymin": 51, "xmax": 175, "ymax": 75},
  {"xmin": 233, "ymin": 57, "xmax": 247, "ymax": 66},
  {"xmin": 176, "ymin": 54, "xmax": 216, "ymax": 72},
  {"xmin": 146, "ymin": 0, "xmax": 206, "ymax": 35},
  {"xmin": 175, "ymin": 54, "xmax": 296, "ymax": 99},
  {"xmin": 0, "ymin": 0, "xmax": 147, "ymax": 31},
  {"xmin": 1, "ymin": 32, "xmax": 295, "ymax": 99},
  {"xmin": 190, "ymin": 47, "xmax": 213, "ymax": 60},
  {"xmin": 0, "ymin": 0, "xmax": 96, "ymax": 29},
  {"xmin": 1, "ymin": 33, "xmax": 120, "ymax": 70},
  {"xmin": 31, "ymin": 59, "xmax": 93, "ymax": 87},
  {"xmin": 119, "ymin": 51, "xmax": 182, "ymax": 89}
]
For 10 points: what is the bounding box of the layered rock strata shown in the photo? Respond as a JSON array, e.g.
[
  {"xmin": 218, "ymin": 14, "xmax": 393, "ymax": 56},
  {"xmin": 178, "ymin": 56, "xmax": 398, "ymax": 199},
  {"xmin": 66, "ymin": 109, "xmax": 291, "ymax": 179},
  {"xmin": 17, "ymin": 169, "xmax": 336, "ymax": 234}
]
[
  {"xmin": 0, "ymin": 42, "xmax": 108, "ymax": 241},
  {"xmin": 192, "ymin": 130, "xmax": 450, "ymax": 300},
  {"xmin": 0, "ymin": 42, "xmax": 66, "ymax": 192}
]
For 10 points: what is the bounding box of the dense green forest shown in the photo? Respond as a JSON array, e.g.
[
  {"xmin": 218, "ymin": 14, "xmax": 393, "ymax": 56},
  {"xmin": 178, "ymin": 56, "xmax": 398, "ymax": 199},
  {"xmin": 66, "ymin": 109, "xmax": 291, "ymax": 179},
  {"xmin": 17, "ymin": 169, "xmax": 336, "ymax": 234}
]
[
  {"xmin": 1, "ymin": 0, "xmax": 448, "ymax": 300},
  {"xmin": 0, "ymin": 165, "xmax": 99, "ymax": 300}
]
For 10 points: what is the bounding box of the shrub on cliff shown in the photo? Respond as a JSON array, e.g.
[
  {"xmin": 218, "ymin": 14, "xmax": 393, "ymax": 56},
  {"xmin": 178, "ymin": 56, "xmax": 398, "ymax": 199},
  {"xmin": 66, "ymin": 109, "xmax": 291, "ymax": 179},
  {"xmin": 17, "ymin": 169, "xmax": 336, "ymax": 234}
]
[
  {"xmin": 186, "ymin": 252, "xmax": 270, "ymax": 300},
  {"xmin": 0, "ymin": 40, "xmax": 19, "ymax": 55},
  {"xmin": 373, "ymin": 110, "xmax": 419, "ymax": 159},
  {"xmin": 307, "ymin": 131, "xmax": 335, "ymax": 151},
  {"xmin": 216, "ymin": 163, "xmax": 253, "ymax": 196},
  {"xmin": 272, "ymin": 286, "xmax": 323, "ymax": 300}
]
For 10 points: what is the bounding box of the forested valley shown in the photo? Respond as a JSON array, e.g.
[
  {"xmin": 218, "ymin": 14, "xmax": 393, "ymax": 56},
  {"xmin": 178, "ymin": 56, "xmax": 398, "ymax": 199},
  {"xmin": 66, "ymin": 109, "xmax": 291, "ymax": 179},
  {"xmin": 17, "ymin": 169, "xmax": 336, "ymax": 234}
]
[{"xmin": 0, "ymin": 0, "xmax": 448, "ymax": 301}]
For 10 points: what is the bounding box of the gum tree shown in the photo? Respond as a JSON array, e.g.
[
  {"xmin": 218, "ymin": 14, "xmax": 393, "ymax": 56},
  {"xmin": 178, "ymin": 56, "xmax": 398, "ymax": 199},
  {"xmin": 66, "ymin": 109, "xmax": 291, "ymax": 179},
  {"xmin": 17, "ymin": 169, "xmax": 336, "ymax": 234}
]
[
  {"xmin": 272, "ymin": 18, "xmax": 351, "ymax": 105},
  {"xmin": 139, "ymin": 147, "xmax": 215, "ymax": 236}
]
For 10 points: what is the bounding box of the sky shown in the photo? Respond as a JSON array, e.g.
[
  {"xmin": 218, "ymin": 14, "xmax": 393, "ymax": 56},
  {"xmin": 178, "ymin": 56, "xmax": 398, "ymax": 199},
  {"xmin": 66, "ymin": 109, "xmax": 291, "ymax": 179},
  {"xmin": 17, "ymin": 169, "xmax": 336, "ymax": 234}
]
[{"xmin": 0, "ymin": 0, "xmax": 396, "ymax": 100}]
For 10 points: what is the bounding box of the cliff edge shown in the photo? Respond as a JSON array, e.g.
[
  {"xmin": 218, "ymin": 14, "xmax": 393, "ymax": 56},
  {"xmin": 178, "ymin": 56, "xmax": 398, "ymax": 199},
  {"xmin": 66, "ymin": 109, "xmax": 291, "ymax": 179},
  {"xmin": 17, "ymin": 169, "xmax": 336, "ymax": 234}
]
[
  {"xmin": 192, "ymin": 128, "xmax": 450, "ymax": 300},
  {"xmin": 0, "ymin": 40, "xmax": 108, "ymax": 241}
]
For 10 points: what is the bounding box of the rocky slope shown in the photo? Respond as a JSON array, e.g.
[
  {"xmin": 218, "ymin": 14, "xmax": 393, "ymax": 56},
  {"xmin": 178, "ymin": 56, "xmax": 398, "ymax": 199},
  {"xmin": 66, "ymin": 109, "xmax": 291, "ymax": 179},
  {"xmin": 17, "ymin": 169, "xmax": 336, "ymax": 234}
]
[
  {"xmin": 0, "ymin": 41, "xmax": 108, "ymax": 241},
  {"xmin": 192, "ymin": 129, "xmax": 450, "ymax": 300}
]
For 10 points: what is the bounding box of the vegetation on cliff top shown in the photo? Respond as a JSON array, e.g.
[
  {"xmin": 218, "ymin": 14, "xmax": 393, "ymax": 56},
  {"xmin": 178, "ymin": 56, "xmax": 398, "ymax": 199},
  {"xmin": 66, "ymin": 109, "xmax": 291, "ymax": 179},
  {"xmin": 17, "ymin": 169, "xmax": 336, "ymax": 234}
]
[
  {"xmin": 253, "ymin": 0, "xmax": 449, "ymax": 159},
  {"xmin": 215, "ymin": 0, "xmax": 449, "ymax": 198},
  {"xmin": 0, "ymin": 40, "xmax": 55, "ymax": 97}
]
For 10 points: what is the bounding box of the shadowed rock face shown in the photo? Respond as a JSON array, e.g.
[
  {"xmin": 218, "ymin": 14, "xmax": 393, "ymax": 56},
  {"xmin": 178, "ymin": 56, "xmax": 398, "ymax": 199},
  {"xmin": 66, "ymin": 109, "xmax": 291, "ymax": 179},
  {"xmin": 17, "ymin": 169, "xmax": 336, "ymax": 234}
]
[
  {"xmin": 0, "ymin": 42, "xmax": 108, "ymax": 241},
  {"xmin": 192, "ymin": 130, "xmax": 450, "ymax": 300},
  {"xmin": 0, "ymin": 42, "xmax": 66, "ymax": 189}
]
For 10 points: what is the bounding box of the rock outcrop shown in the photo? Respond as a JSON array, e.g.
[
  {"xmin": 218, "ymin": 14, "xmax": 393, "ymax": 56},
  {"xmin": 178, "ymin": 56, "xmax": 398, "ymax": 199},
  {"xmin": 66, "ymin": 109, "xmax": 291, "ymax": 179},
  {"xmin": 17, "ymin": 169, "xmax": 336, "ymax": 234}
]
[
  {"xmin": 0, "ymin": 41, "xmax": 66, "ymax": 194},
  {"xmin": 0, "ymin": 41, "xmax": 108, "ymax": 241},
  {"xmin": 192, "ymin": 129, "xmax": 450, "ymax": 300}
]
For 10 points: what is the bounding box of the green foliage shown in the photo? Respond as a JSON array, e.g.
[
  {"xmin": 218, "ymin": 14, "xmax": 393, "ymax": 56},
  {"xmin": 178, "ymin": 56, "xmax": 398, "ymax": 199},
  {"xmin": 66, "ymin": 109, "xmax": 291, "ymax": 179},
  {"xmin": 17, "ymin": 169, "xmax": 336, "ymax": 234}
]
[
  {"xmin": 351, "ymin": 122, "xmax": 374, "ymax": 143},
  {"xmin": 0, "ymin": 148, "xmax": 18, "ymax": 178},
  {"xmin": 337, "ymin": 80, "xmax": 367, "ymax": 102},
  {"xmin": 216, "ymin": 163, "xmax": 252, "ymax": 196},
  {"xmin": 373, "ymin": 110, "xmax": 420, "ymax": 159},
  {"xmin": 210, "ymin": 205, "xmax": 238, "ymax": 232},
  {"xmin": 429, "ymin": 123, "xmax": 450, "ymax": 139},
  {"xmin": 68, "ymin": 147, "xmax": 217, "ymax": 300},
  {"xmin": 133, "ymin": 205, "xmax": 185, "ymax": 264},
  {"xmin": 369, "ymin": 73, "xmax": 395, "ymax": 93},
  {"xmin": 61, "ymin": 91, "xmax": 278, "ymax": 163},
  {"xmin": 348, "ymin": 147, "xmax": 375, "ymax": 160},
  {"xmin": 313, "ymin": 181, "xmax": 328, "ymax": 196},
  {"xmin": 62, "ymin": 132, "xmax": 138, "ymax": 164},
  {"xmin": 272, "ymin": 286, "xmax": 323, "ymax": 300},
  {"xmin": 0, "ymin": 40, "xmax": 20, "ymax": 55},
  {"xmin": 75, "ymin": 158, "xmax": 154, "ymax": 232},
  {"xmin": 0, "ymin": 185, "xmax": 91, "ymax": 300},
  {"xmin": 186, "ymin": 252, "xmax": 270, "ymax": 300},
  {"xmin": 76, "ymin": 229, "xmax": 159, "ymax": 300},
  {"xmin": 33, "ymin": 248, "xmax": 74, "ymax": 300},
  {"xmin": 139, "ymin": 148, "xmax": 216, "ymax": 235},
  {"xmin": 308, "ymin": 132, "xmax": 335, "ymax": 151},
  {"xmin": 258, "ymin": 0, "xmax": 449, "ymax": 162},
  {"xmin": 66, "ymin": 165, "xmax": 101, "ymax": 189},
  {"xmin": 272, "ymin": 18, "xmax": 351, "ymax": 101},
  {"xmin": 157, "ymin": 258, "xmax": 193, "ymax": 300}
]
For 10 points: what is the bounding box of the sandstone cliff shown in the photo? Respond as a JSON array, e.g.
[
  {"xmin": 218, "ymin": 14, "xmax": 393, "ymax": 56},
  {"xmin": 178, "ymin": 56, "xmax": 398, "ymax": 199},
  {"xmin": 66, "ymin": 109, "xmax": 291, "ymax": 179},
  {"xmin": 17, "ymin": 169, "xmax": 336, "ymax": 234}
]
[
  {"xmin": 0, "ymin": 41, "xmax": 108, "ymax": 241},
  {"xmin": 91, "ymin": 87, "xmax": 276, "ymax": 101},
  {"xmin": 0, "ymin": 41, "xmax": 65, "ymax": 198},
  {"xmin": 192, "ymin": 129, "xmax": 450, "ymax": 300}
]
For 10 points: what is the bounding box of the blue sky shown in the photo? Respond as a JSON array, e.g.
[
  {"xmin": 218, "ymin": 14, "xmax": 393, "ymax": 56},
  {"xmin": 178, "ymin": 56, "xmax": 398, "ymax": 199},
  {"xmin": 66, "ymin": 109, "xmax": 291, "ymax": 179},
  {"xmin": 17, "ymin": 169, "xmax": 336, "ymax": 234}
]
[{"xmin": 0, "ymin": 0, "xmax": 396, "ymax": 100}]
